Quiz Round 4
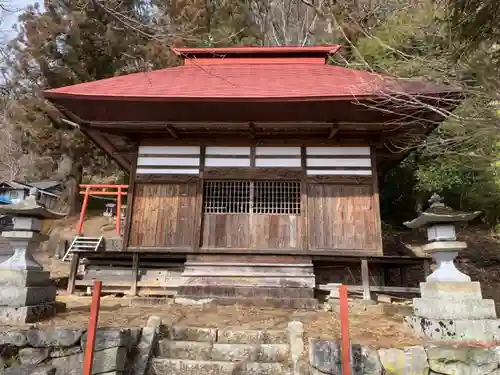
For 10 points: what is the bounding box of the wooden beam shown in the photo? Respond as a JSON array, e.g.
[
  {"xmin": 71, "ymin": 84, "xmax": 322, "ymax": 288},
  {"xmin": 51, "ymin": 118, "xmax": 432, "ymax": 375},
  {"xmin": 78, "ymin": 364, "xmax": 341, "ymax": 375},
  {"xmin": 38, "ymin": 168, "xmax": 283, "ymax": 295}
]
[
  {"xmin": 67, "ymin": 253, "xmax": 80, "ymax": 295},
  {"xmin": 85, "ymin": 129, "xmax": 132, "ymax": 172},
  {"xmin": 361, "ymin": 258, "xmax": 371, "ymax": 301},
  {"xmin": 166, "ymin": 124, "xmax": 179, "ymax": 139},
  {"xmin": 318, "ymin": 284, "xmax": 420, "ymax": 294},
  {"xmin": 129, "ymin": 252, "xmax": 139, "ymax": 296}
]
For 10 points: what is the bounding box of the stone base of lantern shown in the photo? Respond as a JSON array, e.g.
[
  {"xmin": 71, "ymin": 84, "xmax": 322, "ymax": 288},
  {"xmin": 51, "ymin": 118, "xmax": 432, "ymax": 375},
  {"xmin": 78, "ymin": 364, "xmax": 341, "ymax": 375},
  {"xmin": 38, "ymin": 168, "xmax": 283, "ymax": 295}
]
[
  {"xmin": 0, "ymin": 301, "xmax": 66, "ymax": 324},
  {"xmin": 404, "ymin": 281, "xmax": 500, "ymax": 341},
  {"xmin": 0, "ymin": 268, "xmax": 66, "ymax": 324}
]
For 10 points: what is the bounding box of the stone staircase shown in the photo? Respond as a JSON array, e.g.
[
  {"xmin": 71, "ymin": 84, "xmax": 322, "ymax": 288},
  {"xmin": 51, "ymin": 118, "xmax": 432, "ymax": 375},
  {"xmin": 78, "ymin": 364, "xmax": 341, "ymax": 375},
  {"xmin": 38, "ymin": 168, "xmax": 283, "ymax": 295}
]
[{"xmin": 149, "ymin": 326, "xmax": 292, "ymax": 375}]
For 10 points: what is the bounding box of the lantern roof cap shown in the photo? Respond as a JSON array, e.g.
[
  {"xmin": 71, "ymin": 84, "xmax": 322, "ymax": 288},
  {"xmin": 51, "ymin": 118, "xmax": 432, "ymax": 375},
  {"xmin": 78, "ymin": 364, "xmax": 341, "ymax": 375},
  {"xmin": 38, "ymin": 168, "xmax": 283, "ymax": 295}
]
[
  {"xmin": 0, "ymin": 188, "xmax": 66, "ymax": 219},
  {"xmin": 403, "ymin": 193, "xmax": 481, "ymax": 229}
]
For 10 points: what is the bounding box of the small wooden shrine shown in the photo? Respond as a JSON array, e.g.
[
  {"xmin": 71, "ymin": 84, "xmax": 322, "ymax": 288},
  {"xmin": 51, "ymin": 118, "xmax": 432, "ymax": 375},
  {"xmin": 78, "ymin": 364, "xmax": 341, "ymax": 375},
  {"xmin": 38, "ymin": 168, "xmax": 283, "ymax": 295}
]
[{"xmin": 44, "ymin": 45, "xmax": 461, "ymax": 307}]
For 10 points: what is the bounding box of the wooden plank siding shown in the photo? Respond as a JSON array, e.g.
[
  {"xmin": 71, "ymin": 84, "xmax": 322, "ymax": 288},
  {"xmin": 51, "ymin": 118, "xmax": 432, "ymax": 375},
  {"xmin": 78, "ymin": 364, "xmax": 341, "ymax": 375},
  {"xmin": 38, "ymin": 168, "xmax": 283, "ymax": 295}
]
[
  {"xmin": 201, "ymin": 214, "xmax": 301, "ymax": 249},
  {"xmin": 126, "ymin": 144, "xmax": 383, "ymax": 256},
  {"xmin": 307, "ymin": 184, "xmax": 378, "ymax": 251},
  {"xmin": 129, "ymin": 183, "xmax": 197, "ymax": 248}
]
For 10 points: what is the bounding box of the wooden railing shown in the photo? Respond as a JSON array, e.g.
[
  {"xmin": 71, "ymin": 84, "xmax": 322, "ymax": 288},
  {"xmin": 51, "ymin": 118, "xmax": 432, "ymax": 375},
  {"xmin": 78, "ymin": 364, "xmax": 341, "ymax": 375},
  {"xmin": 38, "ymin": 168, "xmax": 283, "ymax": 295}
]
[{"xmin": 77, "ymin": 184, "xmax": 128, "ymax": 235}]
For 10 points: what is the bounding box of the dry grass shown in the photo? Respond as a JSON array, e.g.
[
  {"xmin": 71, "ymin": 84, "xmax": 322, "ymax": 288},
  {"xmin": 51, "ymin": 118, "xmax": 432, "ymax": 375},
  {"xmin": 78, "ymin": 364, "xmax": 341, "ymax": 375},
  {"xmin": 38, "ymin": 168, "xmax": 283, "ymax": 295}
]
[{"xmin": 7, "ymin": 295, "xmax": 420, "ymax": 349}]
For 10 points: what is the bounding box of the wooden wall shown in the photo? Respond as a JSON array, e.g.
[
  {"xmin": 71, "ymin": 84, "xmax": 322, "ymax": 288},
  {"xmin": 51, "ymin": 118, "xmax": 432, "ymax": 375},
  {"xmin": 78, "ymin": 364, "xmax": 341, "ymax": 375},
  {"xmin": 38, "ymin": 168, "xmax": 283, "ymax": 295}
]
[
  {"xmin": 308, "ymin": 184, "xmax": 377, "ymax": 252},
  {"xmin": 128, "ymin": 183, "xmax": 197, "ymax": 248},
  {"xmin": 126, "ymin": 144, "xmax": 383, "ymax": 255}
]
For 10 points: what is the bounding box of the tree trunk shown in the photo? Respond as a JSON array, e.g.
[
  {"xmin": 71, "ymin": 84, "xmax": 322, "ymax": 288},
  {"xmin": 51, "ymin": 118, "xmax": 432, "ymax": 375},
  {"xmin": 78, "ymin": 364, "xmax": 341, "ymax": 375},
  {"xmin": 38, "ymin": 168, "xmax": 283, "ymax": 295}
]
[{"xmin": 58, "ymin": 156, "xmax": 83, "ymax": 216}]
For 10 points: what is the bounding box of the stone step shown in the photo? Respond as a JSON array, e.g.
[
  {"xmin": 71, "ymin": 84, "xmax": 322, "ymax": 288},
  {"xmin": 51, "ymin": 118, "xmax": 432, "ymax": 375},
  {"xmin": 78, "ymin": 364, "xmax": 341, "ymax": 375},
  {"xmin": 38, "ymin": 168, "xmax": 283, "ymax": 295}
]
[
  {"xmin": 175, "ymin": 295, "xmax": 318, "ymax": 310},
  {"xmin": 179, "ymin": 286, "xmax": 315, "ymax": 299},
  {"xmin": 211, "ymin": 343, "xmax": 289, "ymax": 362},
  {"xmin": 149, "ymin": 358, "xmax": 290, "ymax": 375},
  {"xmin": 156, "ymin": 340, "xmax": 289, "ymax": 362},
  {"xmin": 162, "ymin": 326, "xmax": 217, "ymax": 343},
  {"xmin": 217, "ymin": 329, "xmax": 288, "ymax": 345}
]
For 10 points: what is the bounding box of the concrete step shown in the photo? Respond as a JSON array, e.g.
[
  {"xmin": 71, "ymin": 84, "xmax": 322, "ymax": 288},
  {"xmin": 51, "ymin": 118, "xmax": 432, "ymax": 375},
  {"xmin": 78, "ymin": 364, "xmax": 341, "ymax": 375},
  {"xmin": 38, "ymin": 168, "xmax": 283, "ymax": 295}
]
[
  {"xmin": 149, "ymin": 358, "xmax": 290, "ymax": 375},
  {"xmin": 157, "ymin": 340, "xmax": 289, "ymax": 362},
  {"xmin": 175, "ymin": 295, "xmax": 318, "ymax": 310}
]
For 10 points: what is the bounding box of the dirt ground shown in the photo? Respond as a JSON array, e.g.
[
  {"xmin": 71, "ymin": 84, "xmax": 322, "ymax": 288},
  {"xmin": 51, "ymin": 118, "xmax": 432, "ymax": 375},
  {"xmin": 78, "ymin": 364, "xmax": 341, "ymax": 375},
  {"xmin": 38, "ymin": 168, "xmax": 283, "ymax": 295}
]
[{"xmin": 24, "ymin": 246, "xmax": 421, "ymax": 349}]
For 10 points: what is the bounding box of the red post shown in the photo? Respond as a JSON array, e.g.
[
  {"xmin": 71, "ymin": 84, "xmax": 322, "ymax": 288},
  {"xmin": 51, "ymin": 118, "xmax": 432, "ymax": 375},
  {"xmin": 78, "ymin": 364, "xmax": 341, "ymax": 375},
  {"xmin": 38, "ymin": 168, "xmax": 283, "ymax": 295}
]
[
  {"xmin": 116, "ymin": 186, "xmax": 122, "ymax": 235},
  {"xmin": 77, "ymin": 186, "xmax": 90, "ymax": 234},
  {"xmin": 83, "ymin": 280, "xmax": 102, "ymax": 375},
  {"xmin": 339, "ymin": 285, "xmax": 351, "ymax": 375}
]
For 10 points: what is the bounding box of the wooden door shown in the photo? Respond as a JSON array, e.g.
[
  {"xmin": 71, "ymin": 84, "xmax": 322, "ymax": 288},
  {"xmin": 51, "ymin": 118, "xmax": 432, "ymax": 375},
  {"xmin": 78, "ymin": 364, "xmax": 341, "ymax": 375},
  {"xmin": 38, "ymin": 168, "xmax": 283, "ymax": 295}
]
[
  {"xmin": 129, "ymin": 183, "xmax": 197, "ymax": 248},
  {"xmin": 307, "ymin": 184, "xmax": 378, "ymax": 252}
]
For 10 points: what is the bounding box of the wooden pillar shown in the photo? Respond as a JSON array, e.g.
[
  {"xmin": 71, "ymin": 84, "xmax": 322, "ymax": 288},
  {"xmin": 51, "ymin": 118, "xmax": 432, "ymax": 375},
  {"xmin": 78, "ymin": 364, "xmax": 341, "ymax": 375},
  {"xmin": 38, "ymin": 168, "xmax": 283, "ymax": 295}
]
[
  {"xmin": 130, "ymin": 252, "xmax": 139, "ymax": 296},
  {"xmin": 300, "ymin": 147, "xmax": 309, "ymax": 252},
  {"xmin": 399, "ymin": 266, "xmax": 408, "ymax": 286},
  {"xmin": 361, "ymin": 258, "xmax": 371, "ymax": 301},
  {"xmin": 122, "ymin": 144, "xmax": 138, "ymax": 249},
  {"xmin": 67, "ymin": 252, "xmax": 80, "ymax": 295},
  {"xmin": 371, "ymin": 146, "xmax": 384, "ymax": 255}
]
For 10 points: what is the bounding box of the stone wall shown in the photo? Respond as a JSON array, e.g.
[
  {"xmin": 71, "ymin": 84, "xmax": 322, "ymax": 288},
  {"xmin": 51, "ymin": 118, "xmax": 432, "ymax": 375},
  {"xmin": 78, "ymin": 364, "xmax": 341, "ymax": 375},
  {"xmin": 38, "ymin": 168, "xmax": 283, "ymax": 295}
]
[
  {"xmin": 0, "ymin": 317, "xmax": 160, "ymax": 375},
  {"xmin": 306, "ymin": 338, "xmax": 500, "ymax": 375}
]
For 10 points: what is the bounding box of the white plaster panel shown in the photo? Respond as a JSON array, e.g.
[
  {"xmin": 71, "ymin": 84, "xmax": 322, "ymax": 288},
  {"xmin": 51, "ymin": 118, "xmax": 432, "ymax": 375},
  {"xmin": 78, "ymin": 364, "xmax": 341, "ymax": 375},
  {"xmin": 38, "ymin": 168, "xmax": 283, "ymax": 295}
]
[
  {"xmin": 255, "ymin": 147, "xmax": 301, "ymax": 155},
  {"xmin": 306, "ymin": 170, "xmax": 372, "ymax": 175},
  {"xmin": 138, "ymin": 146, "xmax": 201, "ymax": 155},
  {"xmin": 306, "ymin": 158, "xmax": 371, "ymax": 167},
  {"xmin": 137, "ymin": 157, "xmax": 200, "ymax": 166},
  {"xmin": 255, "ymin": 158, "xmax": 301, "ymax": 167},
  {"xmin": 205, "ymin": 158, "xmax": 251, "ymax": 167},
  {"xmin": 205, "ymin": 146, "xmax": 251, "ymax": 155},
  {"xmin": 135, "ymin": 168, "xmax": 200, "ymax": 174},
  {"xmin": 306, "ymin": 147, "xmax": 371, "ymax": 156}
]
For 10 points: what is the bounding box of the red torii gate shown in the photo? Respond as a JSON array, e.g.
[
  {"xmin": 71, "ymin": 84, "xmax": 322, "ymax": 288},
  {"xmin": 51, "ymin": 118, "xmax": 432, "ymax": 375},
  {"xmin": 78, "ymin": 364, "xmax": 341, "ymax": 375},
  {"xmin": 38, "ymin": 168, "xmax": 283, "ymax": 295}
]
[{"xmin": 77, "ymin": 184, "xmax": 128, "ymax": 235}]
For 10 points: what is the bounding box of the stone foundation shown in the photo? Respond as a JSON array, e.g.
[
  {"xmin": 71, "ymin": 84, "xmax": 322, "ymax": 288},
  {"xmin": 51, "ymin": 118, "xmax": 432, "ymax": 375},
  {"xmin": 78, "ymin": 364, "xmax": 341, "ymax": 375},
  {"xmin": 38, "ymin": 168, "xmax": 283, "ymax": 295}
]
[{"xmin": 178, "ymin": 255, "xmax": 318, "ymax": 309}]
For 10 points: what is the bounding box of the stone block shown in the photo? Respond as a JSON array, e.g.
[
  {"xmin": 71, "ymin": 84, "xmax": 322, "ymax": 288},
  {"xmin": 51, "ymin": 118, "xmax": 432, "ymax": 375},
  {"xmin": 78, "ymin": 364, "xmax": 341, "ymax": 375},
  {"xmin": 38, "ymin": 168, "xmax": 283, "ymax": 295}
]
[
  {"xmin": 413, "ymin": 298, "xmax": 497, "ymax": 319},
  {"xmin": 1, "ymin": 364, "xmax": 55, "ymax": 375},
  {"xmin": 12, "ymin": 217, "xmax": 42, "ymax": 232},
  {"xmin": 0, "ymin": 269, "xmax": 52, "ymax": 287},
  {"xmin": 50, "ymin": 346, "xmax": 82, "ymax": 358},
  {"xmin": 149, "ymin": 359, "xmax": 289, "ymax": 375},
  {"xmin": 129, "ymin": 317, "xmax": 161, "ymax": 375},
  {"xmin": 27, "ymin": 328, "xmax": 84, "ymax": 348},
  {"xmin": 157, "ymin": 340, "xmax": 212, "ymax": 360},
  {"xmin": 420, "ymin": 282, "xmax": 483, "ymax": 300},
  {"xmin": 92, "ymin": 347, "xmax": 128, "ymax": 374},
  {"xmin": 168, "ymin": 326, "xmax": 216, "ymax": 343},
  {"xmin": 378, "ymin": 346, "xmax": 429, "ymax": 375},
  {"xmin": 0, "ymin": 329, "xmax": 28, "ymax": 346},
  {"xmin": 104, "ymin": 237, "xmax": 123, "ymax": 252},
  {"xmin": 0, "ymin": 285, "xmax": 57, "ymax": 307},
  {"xmin": 18, "ymin": 347, "xmax": 51, "ymax": 365},
  {"xmin": 426, "ymin": 346, "xmax": 498, "ymax": 375},
  {"xmin": 50, "ymin": 347, "xmax": 127, "ymax": 375},
  {"xmin": 0, "ymin": 301, "xmax": 66, "ymax": 324},
  {"xmin": 210, "ymin": 344, "xmax": 289, "ymax": 362},
  {"xmin": 81, "ymin": 328, "xmax": 134, "ymax": 351},
  {"xmin": 308, "ymin": 339, "xmax": 382, "ymax": 375},
  {"xmin": 404, "ymin": 316, "xmax": 500, "ymax": 341},
  {"xmin": 217, "ymin": 329, "xmax": 288, "ymax": 344}
]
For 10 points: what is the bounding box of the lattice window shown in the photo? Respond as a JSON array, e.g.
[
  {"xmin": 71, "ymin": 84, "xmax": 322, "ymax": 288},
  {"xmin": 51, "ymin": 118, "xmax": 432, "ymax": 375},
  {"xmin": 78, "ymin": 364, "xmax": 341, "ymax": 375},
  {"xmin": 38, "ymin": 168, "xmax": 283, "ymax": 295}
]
[
  {"xmin": 203, "ymin": 180, "xmax": 301, "ymax": 215},
  {"xmin": 203, "ymin": 181, "xmax": 251, "ymax": 213}
]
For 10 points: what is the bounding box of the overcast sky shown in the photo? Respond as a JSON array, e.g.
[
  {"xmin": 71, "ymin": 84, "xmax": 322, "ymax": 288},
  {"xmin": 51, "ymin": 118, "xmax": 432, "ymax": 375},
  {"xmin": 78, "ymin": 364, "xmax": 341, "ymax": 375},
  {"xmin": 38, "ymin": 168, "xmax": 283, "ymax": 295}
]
[{"xmin": 2, "ymin": 0, "xmax": 42, "ymax": 37}]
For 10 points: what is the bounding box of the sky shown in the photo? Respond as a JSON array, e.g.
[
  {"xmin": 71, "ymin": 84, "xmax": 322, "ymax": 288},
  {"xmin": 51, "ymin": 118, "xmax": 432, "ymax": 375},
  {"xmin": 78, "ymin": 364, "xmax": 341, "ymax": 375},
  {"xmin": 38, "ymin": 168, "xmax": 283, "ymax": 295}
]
[{"xmin": 1, "ymin": 0, "xmax": 42, "ymax": 37}]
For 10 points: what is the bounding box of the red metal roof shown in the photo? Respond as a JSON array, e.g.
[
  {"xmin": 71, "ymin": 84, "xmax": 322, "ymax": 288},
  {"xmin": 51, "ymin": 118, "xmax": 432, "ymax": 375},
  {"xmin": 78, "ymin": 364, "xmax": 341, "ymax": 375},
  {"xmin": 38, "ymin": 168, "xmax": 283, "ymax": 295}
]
[{"xmin": 44, "ymin": 45, "xmax": 458, "ymax": 102}]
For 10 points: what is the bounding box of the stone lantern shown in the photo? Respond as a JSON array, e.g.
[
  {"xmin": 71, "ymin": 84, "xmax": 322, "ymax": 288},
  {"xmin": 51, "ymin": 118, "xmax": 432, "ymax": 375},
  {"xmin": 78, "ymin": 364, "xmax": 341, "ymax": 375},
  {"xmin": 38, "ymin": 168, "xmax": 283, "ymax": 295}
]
[
  {"xmin": 0, "ymin": 188, "xmax": 66, "ymax": 323},
  {"xmin": 402, "ymin": 194, "xmax": 500, "ymax": 341}
]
